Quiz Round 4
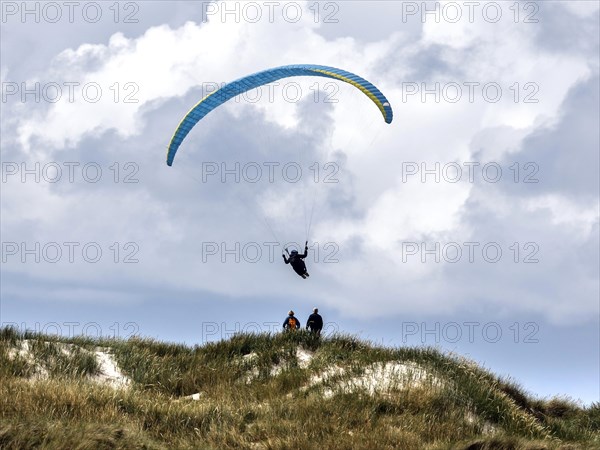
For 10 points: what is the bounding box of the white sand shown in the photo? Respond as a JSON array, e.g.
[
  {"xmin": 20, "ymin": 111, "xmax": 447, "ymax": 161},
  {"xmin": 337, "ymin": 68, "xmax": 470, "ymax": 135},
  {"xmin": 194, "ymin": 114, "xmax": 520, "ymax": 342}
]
[
  {"xmin": 6, "ymin": 339, "xmax": 130, "ymax": 389},
  {"xmin": 92, "ymin": 349, "xmax": 131, "ymax": 389}
]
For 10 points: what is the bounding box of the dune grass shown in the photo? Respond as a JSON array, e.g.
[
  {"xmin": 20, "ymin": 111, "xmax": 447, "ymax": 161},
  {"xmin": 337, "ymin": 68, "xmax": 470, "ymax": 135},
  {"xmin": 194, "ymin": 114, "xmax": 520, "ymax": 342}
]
[{"xmin": 0, "ymin": 326, "xmax": 598, "ymax": 449}]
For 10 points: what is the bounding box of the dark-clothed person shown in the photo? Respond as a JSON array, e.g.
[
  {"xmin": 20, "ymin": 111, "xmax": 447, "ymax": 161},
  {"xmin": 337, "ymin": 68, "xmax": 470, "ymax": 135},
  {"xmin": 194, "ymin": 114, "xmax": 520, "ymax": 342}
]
[
  {"xmin": 283, "ymin": 242, "xmax": 310, "ymax": 279},
  {"xmin": 306, "ymin": 308, "xmax": 323, "ymax": 335}
]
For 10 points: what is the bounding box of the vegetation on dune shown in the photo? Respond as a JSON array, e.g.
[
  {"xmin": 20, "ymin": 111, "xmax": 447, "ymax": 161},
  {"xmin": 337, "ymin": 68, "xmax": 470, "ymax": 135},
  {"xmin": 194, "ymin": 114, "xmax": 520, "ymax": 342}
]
[{"xmin": 0, "ymin": 326, "xmax": 598, "ymax": 449}]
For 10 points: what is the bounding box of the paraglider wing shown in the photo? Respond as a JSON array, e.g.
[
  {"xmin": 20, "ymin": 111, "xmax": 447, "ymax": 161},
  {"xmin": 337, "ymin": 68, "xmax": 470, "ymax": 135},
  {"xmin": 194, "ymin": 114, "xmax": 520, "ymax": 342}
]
[{"xmin": 166, "ymin": 64, "xmax": 393, "ymax": 166}]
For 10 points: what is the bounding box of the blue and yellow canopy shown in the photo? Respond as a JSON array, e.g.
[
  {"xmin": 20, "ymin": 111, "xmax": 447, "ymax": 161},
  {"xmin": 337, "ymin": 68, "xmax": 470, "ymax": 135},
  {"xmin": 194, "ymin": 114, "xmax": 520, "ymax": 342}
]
[{"xmin": 167, "ymin": 64, "xmax": 393, "ymax": 166}]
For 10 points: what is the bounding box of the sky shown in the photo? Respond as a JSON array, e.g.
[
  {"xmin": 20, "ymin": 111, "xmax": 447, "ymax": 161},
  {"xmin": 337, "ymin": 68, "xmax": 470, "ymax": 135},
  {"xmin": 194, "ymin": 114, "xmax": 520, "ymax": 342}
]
[{"xmin": 1, "ymin": 1, "xmax": 599, "ymax": 404}]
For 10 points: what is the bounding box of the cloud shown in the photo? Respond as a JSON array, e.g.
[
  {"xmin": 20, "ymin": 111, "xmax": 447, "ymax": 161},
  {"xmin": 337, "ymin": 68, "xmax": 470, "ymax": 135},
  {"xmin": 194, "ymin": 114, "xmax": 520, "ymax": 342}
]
[{"xmin": 2, "ymin": 1, "xmax": 598, "ymax": 326}]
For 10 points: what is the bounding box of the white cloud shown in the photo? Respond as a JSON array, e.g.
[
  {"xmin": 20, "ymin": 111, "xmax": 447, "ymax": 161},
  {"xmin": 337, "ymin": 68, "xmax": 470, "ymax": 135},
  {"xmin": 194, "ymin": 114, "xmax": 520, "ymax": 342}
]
[
  {"xmin": 525, "ymin": 195, "xmax": 599, "ymax": 239},
  {"xmin": 561, "ymin": 1, "xmax": 600, "ymax": 18},
  {"xmin": 2, "ymin": 1, "xmax": 598, "ymax": 324}
]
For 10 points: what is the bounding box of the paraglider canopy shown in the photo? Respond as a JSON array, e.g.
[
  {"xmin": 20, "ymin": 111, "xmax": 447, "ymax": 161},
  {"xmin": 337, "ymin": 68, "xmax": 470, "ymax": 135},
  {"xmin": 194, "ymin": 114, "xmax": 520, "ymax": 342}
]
[{"xmin": 166, "ymin": 64, "xmax": 394, "ymax": 166}]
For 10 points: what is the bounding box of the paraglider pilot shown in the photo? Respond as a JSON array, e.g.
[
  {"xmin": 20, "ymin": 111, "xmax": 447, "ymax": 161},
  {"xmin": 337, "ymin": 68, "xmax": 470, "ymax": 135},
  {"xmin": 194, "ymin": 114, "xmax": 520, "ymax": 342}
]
[{"xmin": 283, "ymin": 241, "xmax": 310, "ymax": 279}]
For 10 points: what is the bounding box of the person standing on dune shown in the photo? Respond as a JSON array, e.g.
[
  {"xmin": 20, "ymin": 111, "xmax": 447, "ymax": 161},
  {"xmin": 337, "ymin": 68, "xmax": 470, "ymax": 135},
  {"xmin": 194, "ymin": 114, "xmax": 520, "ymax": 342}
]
[
  {"xmin": 283, "ymin": 311, "xmax": 301, "ymax": 331},
  {"xmin": 306, "ymin": 308, "xmax": 323, "ymax": 335}
]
